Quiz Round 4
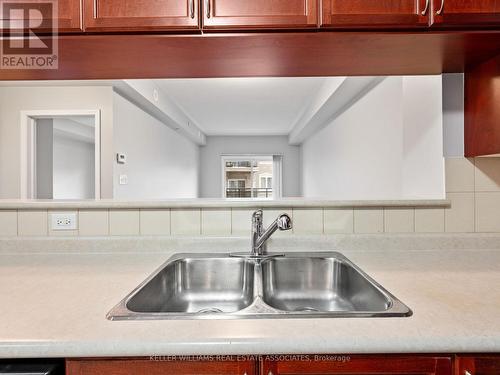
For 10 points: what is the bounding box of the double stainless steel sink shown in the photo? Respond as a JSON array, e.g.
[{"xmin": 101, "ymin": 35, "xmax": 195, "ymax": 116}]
[{"xmin": 107, "ymin": 252, "xmax": 412, "ymax": 320}]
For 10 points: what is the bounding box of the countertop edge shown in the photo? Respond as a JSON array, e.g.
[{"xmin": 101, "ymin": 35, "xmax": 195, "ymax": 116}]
[
  {"xmin": 1, "ymin": 338, "xmax": 500, "ymax": 359},
  {"xmin": 0, "ymin": 199, "xmax": 451, "ymax": 210}
]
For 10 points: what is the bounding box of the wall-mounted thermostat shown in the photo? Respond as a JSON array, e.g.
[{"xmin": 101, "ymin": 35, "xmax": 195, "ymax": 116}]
[{"xmin": 117, "ymin": 153, "xmax": 126, "ymax": 164}]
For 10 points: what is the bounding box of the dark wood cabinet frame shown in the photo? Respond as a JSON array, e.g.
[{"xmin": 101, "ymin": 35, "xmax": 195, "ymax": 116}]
[
  {"xmin": 262, "ymin": 354, "xmax": 453, "ymax": 375},
  {"xmin": 1, "ymin": 31, "xmax": 500, "ymax": 82},
  {"xmin": 67, "ymin": 354, "xmax": 500, "ymax": 375},
  {"xmin": 465, "ymin": 53, "xmax": 500, "ymax": 157},
  {"xmin": 456, "ymin": 355, "xmax": 500, "ymax": 375}
]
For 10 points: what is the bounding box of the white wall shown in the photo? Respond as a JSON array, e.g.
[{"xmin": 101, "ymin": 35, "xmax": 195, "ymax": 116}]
[
  {"xmin": 402, "ymin": 76, "xmax": 445, "ymax": 198},
  {"xmin": 52, "ymin": 118, "xmax": 95, "ymax": 200},
  {"xmin": 199, "ymin": 136, "xmax": 301, "ymax": 198},
  {"xmin": 53, "ymin": 134, "xmax": 95, "ymax": 200},
  {"xmin": 442, "ymin": 73, "xmax": 464, "ymax": 157},
  {"xmin": 113, "ymin": 92, "xmax": 200, "ymax": 200},
  {"xmin": 0, "ymin": 86, "xmax": 114, "ymax": 199},
  {"xmin": 301, "ymin": 76, "xmax": 445, "ymax": 200},
  {"xmin": 35, "ymin": 118, "xmax": 53, "ymax": 199}
]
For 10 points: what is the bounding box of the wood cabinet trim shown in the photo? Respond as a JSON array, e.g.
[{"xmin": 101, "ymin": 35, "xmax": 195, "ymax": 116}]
[
  {"xmin": 67, "ymin": 358, "xmax": 256, "ymax": 375},
  {"xmin": 1, "ymin": 31, "xmax": 500, "ymax": 81},
  {"xmin": 202, "ymin": 0, "xmax": 318, "ymax": 30},
  {"xmin": 321, "ymin": 0, "xmax": 431, "ymax": 28},
  {"xmin": 82, "ymin": 0, "xmax": 200, "ymax": 32},
  {"xmin": 262, "ymin": 355, "xmax": 453, "ymax": 374}
]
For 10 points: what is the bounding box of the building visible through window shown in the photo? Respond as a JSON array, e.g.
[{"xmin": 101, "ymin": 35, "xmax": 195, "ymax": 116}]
[{"xmin": 223, "ymin": 156, "xmax": 280, "ymax": 199}]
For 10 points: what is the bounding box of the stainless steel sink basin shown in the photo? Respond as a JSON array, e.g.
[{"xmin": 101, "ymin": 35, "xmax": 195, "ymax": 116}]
[
  {"xmin": 126, "ymin": 255, "xmax": 255, "ymax": 314},
  {"xmin": 261, "ymin": 257, "xmax": 392, "ymax": 313},
  {"xmin": 107, "ymin": 252, "xmax": 411, "ymax": 320}
]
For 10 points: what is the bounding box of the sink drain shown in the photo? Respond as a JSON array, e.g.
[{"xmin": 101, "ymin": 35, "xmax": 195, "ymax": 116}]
[
  {"xmin": 197, "ymin": 307, "xmax": 223, "ymax": 314},
  {"xmin": 293, "ymin": 306, "xmax": 319, "ymax": 312}
]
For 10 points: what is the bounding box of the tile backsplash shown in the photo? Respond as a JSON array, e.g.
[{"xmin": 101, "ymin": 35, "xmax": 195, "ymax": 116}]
[{"xmin": 0, "ymin": 157, "xmax": 499, "ymax": 237}]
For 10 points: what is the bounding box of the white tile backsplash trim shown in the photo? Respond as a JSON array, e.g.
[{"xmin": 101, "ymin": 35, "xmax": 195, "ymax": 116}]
[
  {"xmin": 171, "ymin": 209, "xmax": 201, "ymax": 236},
  {"xmin": 109, "ymin": 210, "xmax": 140, "ymax": 236},
  {"xmin": 324, "ymin": 209, "xmax": 354, "ymax": 234},
  {"xmin": 1, "ymin": 157, "xmax": 500, "ymax": 238},
  {"xmin": 445, "ymin": 157, "xmax": 475, "ymax": 193},
  {"xmin": 415, "ymin": 208, "xmax": 445, "ymax": 233},
  {"xmin": 354, "ymin": 209, "xmax": 384, "ymax": 234},
  {"xmin": 17, "ymin": 210, "xmax": 47, "ymax": 237},
  {"xmin": 79, "ymin": 210, "xmax": 110, "ymax": 236},
  {"xmin": 292, "ymin": 208, "xmax": 323, "ymax": 235},
  {"xmin": 201, "ymin": 209, "xmax": 231, "ymax": 236},
  {"xmin": 0, "ymin": 211, "xmax": 17, "ymax": 236},
  {"xmin": 384, "ymin": 209, "xmax": 415, "ymax": 233},
  {"xmin": 445, "ymin": 193, "xmax": 475, "ymax": 233},
  {"xmin": 475, "ymin": 192, "xmax": 500, "ymax": 233},
  {"xmin": 140, "ymin": 209, "xmax": 171, "ymax": 236}
]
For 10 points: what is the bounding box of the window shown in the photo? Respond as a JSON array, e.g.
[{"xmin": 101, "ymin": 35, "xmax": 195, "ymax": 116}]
[
  {"xmin": 222, "ymin": 155, "xmax": 281, "ymax": 199},
  {"xmin": 228, "ymin": 179, "xmax": 245, "ymax": 188},
  {"xmin": 260, "ymin": 176, "xmax": 272, "ymax": 189}
]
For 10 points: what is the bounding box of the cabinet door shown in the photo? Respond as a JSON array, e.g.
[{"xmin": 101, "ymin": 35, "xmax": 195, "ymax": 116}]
[
  {"xmin": 263, "ymin": 355, "xmax": 452, "ymax": 375},
  {"xmin": 431, "ymin": 0, "xmax": 500, "ymax": 27},
  {"xmin": 202, "ymin": 0, "xmax": 318, "ymax": 30},
  {"xmin": 83, "ymin": 0, "xmax": 200, "ymax": 32},
  {"xmin": 55, "ymin": 0, "xmax": 82, "ymax": 32},
  {"xmin": 322, "ymin": 0, "xmax": 430, "ymax": 28},
  {"xmin": 457, "ymin": 356, "xmax": 500, "ymax": 375},
  {"xmin": 0, "ymin": 0, "xmax": 81, "ymax": 33},
  {"xmin": 67, "ymin": 358, "xmax": 255, "ymax": 375}
]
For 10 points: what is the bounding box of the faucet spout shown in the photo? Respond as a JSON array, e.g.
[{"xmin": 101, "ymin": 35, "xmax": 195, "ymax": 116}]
[{"xmin": 251, "ymin": 210, "xmax": 292, "ymax": 256}]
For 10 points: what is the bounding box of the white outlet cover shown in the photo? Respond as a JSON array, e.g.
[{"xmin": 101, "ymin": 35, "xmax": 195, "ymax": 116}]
[
  {"xmin": 119, "ymin": 174, "xmax": 128, "ymax": 185},
  {"xmin": 50, "ymin": 212, "xmax": 78, "ymax": 231}
]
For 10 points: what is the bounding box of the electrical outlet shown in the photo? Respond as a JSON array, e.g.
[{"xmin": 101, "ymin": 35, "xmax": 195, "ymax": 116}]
[
  {"xmin": 119, "ymin": 174, "xmax": 128, "ymax": 185},
  {"xmin": 50, "ymin": 212, "xmax": 78, "ymax": 231}
]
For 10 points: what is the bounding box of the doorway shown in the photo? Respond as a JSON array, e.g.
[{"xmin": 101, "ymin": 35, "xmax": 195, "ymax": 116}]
[{"xmin": 20, "ymin": 110, "xmax": 101, "ymax": 199}]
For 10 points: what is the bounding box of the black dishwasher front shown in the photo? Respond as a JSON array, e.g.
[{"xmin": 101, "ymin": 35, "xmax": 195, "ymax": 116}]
[{"xmin": 0, "ymin": 359, "xmax": 64, "ymax": 375}]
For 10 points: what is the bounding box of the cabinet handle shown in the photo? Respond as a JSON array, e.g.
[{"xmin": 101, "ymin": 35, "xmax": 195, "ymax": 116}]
[
  {"xmin": 206, "ymin": 0, "xmax": 211, "ymax": 18},
  {"xmin": 189, "ymin": 0, "xmax": 195, "ymax": 19},
  {"xmin": 421, "ymin": 0, "xmax": 429, "ymax": 15},
  {"xmin": 436, "ymin": 0, "xmax": 445, "ymax": 15}
]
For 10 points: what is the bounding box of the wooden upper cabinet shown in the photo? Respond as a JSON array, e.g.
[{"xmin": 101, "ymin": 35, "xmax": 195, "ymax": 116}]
[
  {"xmin": 263, "ymin": 355, "xmax": 453, "ymax": 375},
  {"xmin": 457, "ymin": 355, "xmax": 500, "ymax": 375},
  {"xmin": 322, "ymin": 0, "xmax": 431, "ymax": 28},
  {"xmin": 83, "ymin": 0, "xmax": 200, "ymax": 32},
  {"xmin": 202, "ymin": 0, "xmax": 318, "ymax": 30},
  {"xmin": 67, "ymin": 358, "xmax": 256, "ymax": 375},
  {"xmin": 55, "ymin": 0, "xmax": 82, "ymax": 32},
  {"xmin": 0, "ymin": 0, "xmax": 82, "ymax": 33},
  {"xmin": 431, "ymin": 0, "xmax": 500, "ymax": 27},
  {"xmin": 464, "ymin": 52, "xmax": 500, "ymax": 157}
]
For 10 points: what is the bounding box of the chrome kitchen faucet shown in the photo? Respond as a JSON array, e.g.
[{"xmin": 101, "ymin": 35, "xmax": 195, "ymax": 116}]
[{"xmin": 251, "ymin": 209, "xmax": 292, "ymax": 256}]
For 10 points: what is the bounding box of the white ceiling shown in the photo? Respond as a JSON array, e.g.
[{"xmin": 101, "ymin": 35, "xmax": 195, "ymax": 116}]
[
  {"xmin": 154, "ymin": 77, "xmax": 328, "ymax": 136},
  {"xmin": 53, "ymin": 116, "xmax": 95, "ymax": 144}
]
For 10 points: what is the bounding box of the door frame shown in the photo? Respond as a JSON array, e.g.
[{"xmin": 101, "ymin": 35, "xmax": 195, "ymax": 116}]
[{"xmin": 20, "ymin": 109, "xmax": 101, "ymax": 199}]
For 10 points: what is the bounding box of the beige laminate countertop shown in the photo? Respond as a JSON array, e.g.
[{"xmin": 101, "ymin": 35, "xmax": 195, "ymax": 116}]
[
  {"xmin": 0, "ymin": 243, "xmax": 499, "ymax": 358},
  {"xmin": 0, "ymin": 198, "xmax": 450, "ymax": 209}
]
